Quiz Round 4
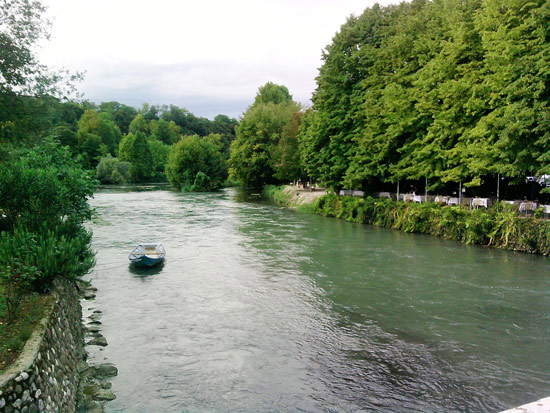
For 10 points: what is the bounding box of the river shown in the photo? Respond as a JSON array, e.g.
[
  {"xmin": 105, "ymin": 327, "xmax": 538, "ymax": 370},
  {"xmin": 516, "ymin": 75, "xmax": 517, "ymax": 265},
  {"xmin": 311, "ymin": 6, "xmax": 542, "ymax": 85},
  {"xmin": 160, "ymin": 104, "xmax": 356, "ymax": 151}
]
[{"xmin": 87, "ymin": 186, "xmax": 550, "ymax": 413}]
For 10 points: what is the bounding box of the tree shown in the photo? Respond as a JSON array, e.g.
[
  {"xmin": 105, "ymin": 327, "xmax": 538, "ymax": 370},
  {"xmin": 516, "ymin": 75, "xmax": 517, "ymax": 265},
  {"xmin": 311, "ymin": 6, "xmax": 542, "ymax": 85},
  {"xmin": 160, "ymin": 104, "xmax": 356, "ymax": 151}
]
[
  {"xmin": 0, "ymin": 138, "xmax": 96, "ymax": 233},
  {"xmin": 273, "ymin": 111, "xmax": 303, "ymax": 182},
  {"xmin": 148, "ymin": 138, "xmax": 171, "ymax": 180},
  {"xmin": 96, "ymin": 155, "xmax": 132, "ymax": 184},
  {"xmin": 165, "ymin": 135, "xmax": 226, "ymax": 191},
  {"xmin": 230, "ymin": 86, "xmax": 299, "ymax": 187},
  {"xmin": 253, "ymin": 82, "xmax": 293, "ymax": 106},
  {"xmin": 77, "ymin": 110, "xmax": 122, "ymax": 158},
  {"xmin": 128, "ymin": 113, "xmax": 150, "ymax": 135},
  {"xmin": 118, "ymin": 132, "xmax": 153, "ymax": 182},
  {"xmin": 99, "ymin": 101, "xmax": 137, "ymax": 134},
  {"xmin": 0, "ymin": 0, "xmax": 80, "ymax": 97},
  {"xmin": 150, "ymin": 119, "xmax": 180, "ymax": 144},
  {"xmin": 298, "ymin": 0, "xmax": 548, "ymax": 199}
]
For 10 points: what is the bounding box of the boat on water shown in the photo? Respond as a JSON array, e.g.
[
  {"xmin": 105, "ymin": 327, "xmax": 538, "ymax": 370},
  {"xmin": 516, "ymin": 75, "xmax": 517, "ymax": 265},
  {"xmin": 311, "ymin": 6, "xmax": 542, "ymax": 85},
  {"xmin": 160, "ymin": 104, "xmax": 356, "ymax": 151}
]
[{"xmin": 128, "ymin": 243, "xmax": 166, "ymax": 267}]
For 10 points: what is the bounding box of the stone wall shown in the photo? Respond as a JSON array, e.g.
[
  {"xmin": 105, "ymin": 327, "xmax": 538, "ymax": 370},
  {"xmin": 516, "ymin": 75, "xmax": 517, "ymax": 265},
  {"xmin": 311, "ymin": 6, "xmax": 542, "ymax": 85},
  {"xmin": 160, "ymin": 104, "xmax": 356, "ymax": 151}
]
[{"xmin": 0, "ymin": 279, "xmax": 85, "ymax": 413}]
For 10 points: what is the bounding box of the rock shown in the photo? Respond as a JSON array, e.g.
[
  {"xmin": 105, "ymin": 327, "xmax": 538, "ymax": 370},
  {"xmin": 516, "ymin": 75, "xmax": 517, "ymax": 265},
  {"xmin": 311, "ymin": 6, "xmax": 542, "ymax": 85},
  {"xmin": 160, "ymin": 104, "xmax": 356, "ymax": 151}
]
[
  {"xmin": 86, "ymin": 336, "xmax": 108, "ymax": 347},
  {"xmin": 99, "ymin": 381, "xmax": 112, "ymax": 390},
  {"xmin": 93, "ymin": 363, "xmax": 118, "ymax": 377},
  {"xmin": 83, "ymin": 292, "xmax": 96, "ymax": 300},
  {"xmin": 15, "ymin": 372, "xmax": 29, "ymax": 382},
  {"xmin": 88, "ymin": 314, "xmax": 102, "ymax": 322},
  {"xmin": 87, "ymin": 320, "xmax": 102, "ymax": 325},
  {"xmin": 77, "ymin": 361, "xmax": 90, "ymax": 374},
  {"xmin": 82, "ymin": 384, "xmax": 100, "ymax": 397},
  {"xmin": 93, "ymin": 390, "xmax": 116, "ymax": 401},
  {"xmin": 86, "ymin": 325, "xmax": 101, "ymax": 333}
]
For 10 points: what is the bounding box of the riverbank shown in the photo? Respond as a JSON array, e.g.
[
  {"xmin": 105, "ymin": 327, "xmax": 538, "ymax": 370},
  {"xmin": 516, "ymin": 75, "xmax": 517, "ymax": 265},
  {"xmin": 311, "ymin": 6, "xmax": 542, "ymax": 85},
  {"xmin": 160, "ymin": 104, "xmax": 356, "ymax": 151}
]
[{"xmin": 264, "ymin": 185, "xmax": 550, "ymax": 256}]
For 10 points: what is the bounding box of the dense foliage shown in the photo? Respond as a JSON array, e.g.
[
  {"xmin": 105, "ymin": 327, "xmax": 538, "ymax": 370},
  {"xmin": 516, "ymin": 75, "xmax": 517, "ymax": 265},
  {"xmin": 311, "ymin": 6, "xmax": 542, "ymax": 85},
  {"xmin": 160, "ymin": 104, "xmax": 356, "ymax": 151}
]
[
  {"xmin": 96, "ymin": 155, "xmax": 132, "ymax": 184},
  {"xmin": 229, "ymin": 82, "xmax": 302, "ymax": 187},
  {"xmin": 298, "ymin": 0, "xmax": 548, "ymax": 198},
  {"xmin": 0, "ymin": 140, "xmax": 96, "ymax": 233},
  {"xmin": 0, "ymin": 140, "xmax": 97, "ymax": 323},
  {"xmin": 166, "ymin": 135, "xmax": 227, "ymax": 191}
]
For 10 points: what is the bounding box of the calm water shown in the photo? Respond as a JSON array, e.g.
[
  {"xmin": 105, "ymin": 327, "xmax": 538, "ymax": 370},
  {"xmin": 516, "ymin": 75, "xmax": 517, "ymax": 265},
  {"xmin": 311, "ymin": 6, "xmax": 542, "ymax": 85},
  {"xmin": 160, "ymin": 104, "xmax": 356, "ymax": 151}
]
[{"xmin": 87, "ymin": 187, "xmax": 550, "ymax": 413}]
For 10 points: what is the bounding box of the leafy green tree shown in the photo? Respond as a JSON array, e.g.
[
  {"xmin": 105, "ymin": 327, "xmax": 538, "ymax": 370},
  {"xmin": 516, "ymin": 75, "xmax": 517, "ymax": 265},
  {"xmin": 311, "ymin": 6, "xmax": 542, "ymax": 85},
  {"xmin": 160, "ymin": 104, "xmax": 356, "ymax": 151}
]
[
  {"xmin": 273, "ymin": 111, "xmax": 303, "ymax": 182},
  {"xmin": 50, "ymin": 125, "xmax": 77, "ymax": 151},
  {"xmin": 118, "ymin": 132, "xmax": 153, "ymax": 182},
  {"xmin": 150, "ymin": 119, "xmax": 180, "ymax": 144},
  {"xmin": 166, "ymin": 135, "xmax": 226, "ymax": 191},
  {"xmin": 148, "ymin": 138, "xmax": 171, "ymax": 180},
  {"xmin": 140, "ymin": 103, "xmax": 160, "ymax": 121},
  {"xmin": 210, "ymin": 114, "xmax": 238, "ymax": 156},
  {"xmin": 99, "ymin": 101, "xmax": 138, "ymax": 134},
  {"xmin": 77, "ymin": 110, "xmax": 121, "ymax": 158},
  {"xmin": 0, "ymin": 0, "xmax": 80, "ymax": 97},
  {"xmin": 0, "ymin": 138, "xmax": 97, "ymax": 233},
  {"xmin": 299, "ymin": 0, "xmax": 548, "ymax": 199},
  {"xmin": 253, "ymin": 82, "xmax": 293, "ymax": 106},
  {"xmin": 96, "ymin": 155, "xmax": 132, "ymax": 184},
  {"xmin": 128, "ymin": 113, "xmax": 150, "ymax": 136},
  {"xmin": 230, "ymin": 83, "xmax": 299, "ymax": 187}
]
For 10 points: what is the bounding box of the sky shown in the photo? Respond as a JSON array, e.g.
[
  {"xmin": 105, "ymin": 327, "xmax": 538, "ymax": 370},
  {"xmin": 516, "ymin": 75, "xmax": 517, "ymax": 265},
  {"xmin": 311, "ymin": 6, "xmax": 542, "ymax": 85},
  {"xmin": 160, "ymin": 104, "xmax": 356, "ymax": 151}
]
[{"xmin": 38, "ymin": 0, "xmax": 401, "ymax": 119}]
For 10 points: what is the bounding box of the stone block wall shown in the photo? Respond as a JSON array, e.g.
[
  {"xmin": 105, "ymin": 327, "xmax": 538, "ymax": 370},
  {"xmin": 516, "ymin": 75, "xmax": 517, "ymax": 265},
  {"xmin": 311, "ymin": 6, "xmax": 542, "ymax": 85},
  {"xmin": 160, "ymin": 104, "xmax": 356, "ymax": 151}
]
[{"xmin": 0, "ymin": 279, "xmax": 85, "ymax": 413}]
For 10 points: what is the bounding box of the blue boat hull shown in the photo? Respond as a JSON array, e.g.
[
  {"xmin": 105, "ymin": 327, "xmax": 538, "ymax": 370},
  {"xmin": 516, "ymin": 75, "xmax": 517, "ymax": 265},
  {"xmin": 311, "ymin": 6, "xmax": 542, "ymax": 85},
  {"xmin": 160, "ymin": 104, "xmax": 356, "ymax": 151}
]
[{"xmin": 130, "ymin": 255, "xmax": 165, "ymax": 268}]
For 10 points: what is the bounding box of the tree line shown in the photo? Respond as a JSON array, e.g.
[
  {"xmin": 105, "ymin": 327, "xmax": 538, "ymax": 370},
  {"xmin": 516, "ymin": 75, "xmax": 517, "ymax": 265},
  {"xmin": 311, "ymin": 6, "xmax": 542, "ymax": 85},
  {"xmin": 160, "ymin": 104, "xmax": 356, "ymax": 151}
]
[{"xmin": 228, "ymin": 0, "xmax": 548, "ymax": 201}]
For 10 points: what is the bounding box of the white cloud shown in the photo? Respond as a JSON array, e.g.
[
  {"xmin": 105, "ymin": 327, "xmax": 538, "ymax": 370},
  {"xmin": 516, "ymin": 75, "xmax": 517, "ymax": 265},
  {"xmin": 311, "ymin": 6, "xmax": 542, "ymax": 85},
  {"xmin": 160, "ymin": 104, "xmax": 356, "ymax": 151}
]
[{"xmin": 38, "ymin": 0, "xmax": 402, "ymax": 118}]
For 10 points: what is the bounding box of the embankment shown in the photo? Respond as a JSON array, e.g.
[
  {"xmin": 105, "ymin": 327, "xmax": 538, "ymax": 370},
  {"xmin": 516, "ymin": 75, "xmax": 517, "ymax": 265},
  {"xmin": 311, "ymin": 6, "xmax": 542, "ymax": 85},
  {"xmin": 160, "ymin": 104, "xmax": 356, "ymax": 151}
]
[
  {"xmin": 0, "ymin": 279, "xmax": 85, "ymax": 412},
  {"xmin": 265, "ymin": 186, "xmax": 550, "ymax": 255}
]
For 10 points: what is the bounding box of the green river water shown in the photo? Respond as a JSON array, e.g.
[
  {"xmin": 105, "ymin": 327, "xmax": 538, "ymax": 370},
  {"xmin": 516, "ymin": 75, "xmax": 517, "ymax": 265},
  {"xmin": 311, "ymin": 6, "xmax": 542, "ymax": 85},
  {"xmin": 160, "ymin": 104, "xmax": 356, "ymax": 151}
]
[{"xmin": 87, "ymin": 186, "xmax": 549, "ymax": 413}]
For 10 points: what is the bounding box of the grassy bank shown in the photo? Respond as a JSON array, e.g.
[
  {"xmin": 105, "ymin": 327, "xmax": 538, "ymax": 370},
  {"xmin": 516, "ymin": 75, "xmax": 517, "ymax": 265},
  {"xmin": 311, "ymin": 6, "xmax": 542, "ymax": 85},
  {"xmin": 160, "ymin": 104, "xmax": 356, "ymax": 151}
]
[
  {"xmin": 264, "ymin": 186, "xmax": 550, "ymax": 255},
  {"xmin": 0, "ymin": 286, "xmax": 52, "ymax": 372}
]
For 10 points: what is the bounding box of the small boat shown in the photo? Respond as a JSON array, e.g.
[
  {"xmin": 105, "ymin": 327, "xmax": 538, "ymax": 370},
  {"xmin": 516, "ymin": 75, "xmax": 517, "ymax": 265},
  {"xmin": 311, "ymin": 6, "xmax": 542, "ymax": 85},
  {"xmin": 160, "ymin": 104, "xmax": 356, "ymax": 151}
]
[{"xmin": 128, "ymin": 243, "xmax": 166, "ymax": 267}]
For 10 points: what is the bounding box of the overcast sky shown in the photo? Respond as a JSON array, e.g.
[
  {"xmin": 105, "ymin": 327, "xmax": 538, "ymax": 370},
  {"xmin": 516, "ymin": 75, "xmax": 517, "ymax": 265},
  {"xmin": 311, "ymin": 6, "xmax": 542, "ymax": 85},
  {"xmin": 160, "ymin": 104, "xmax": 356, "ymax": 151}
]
[{"xmin": 38, "ymin": 0, "xmax": 401, "ymax": 118}]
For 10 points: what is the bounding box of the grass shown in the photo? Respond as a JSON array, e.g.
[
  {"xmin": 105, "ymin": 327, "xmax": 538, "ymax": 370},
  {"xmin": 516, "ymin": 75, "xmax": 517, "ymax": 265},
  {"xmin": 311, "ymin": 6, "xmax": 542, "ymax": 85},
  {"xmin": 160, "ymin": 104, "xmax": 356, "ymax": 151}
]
[{"xmin": 0, "ymin": 284, "xmax": 52, "ymax": 372}]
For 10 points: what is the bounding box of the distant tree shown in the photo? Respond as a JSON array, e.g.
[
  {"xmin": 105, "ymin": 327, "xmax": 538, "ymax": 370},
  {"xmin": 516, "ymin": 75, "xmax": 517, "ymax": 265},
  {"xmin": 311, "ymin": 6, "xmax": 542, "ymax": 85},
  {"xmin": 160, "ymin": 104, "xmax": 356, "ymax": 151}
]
[
  {"xmin": 148, "ymin": 138, "xmax": 171, "ymax": 180},
  {"xmin": 99, "ymin": 101, "xmax": 138, "ymax": 134},
  {"xmin": 128, "ymin": 113, "xmax": 150, "ymax": 136},
  {"xmin": 273, "ymin": 111, "xmax": 303, "ymax": 182},
  {"xmin": 77, "ymin": 110, "xmax": 121, "ymax": 157},
  {"xmin": 253, "ymin": 82, "xmax": 293, "ymax": 106},
  {"xmin": 50, "ymin": 125, "xmax": 77, "ymax": 150},
  {"xmin": 230, "ymin": 83, "xmax": 299, "ymax": 187},
  {"xmin": 96, "ymin": 155, "xmax": 132, "ymax": 184},
  {"xmin": 140, "ymin": 103, "xmax": 159, "ymax": 121},
  {"xmin": 165, "ymin": 135, "xmax": 226, "ymax": 191},
  {"xmin": 150, "ymin": 119, "xmax": 180, "ymax": 144},
  {"xmin": 211, "ymin": 114, "xmax": 238, "ymax": 156},
  {"xmin": 118, "ymin": 132, "xmax": 153, "ymax": 182}
]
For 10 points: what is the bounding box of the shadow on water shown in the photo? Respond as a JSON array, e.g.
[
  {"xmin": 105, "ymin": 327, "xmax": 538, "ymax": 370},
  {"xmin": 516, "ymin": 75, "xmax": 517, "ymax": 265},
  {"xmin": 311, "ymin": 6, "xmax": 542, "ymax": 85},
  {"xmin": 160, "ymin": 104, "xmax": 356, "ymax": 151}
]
[{"xmin": 128, "ymin": 262, "xmax": 165, "ymax": 277}]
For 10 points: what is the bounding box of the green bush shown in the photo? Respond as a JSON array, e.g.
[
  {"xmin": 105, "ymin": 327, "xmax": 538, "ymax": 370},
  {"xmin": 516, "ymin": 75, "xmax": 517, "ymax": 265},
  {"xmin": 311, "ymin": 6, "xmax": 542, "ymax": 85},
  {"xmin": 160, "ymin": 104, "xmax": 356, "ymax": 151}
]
[
  {"xmin": 96, "ymin": 155, "xmax": 132, "ymax": 184},
  {"xmin": 166, "ymin": 135, "xmax": 226, "ymax": 191},
  {"xmin": 0, "ymin": 226, "xmax": 95, "ymax": 293},
  {"xmin": 313, "ymin": 195, "xmax": 550, "ymax": 255},
  {"xmin": 0, "ymin": 138, "xmax": 97, "ymax": 232}
]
